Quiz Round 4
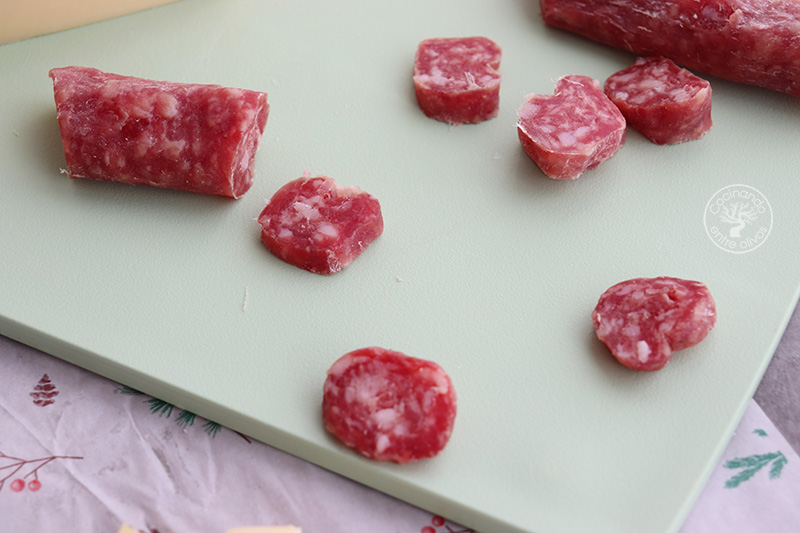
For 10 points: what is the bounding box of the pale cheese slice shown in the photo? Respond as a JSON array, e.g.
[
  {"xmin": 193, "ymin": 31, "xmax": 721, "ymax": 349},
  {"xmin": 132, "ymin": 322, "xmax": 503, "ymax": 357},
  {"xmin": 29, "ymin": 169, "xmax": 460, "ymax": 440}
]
[{"xmin": 0, "ymin": 0, "xmax": 183, "ymax": 45}]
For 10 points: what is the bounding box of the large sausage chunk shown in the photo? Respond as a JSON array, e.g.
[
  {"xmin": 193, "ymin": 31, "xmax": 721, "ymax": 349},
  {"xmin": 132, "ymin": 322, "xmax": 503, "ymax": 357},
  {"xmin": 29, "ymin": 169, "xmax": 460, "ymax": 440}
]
[
  {"xmin": 604, "ymin": 56, "xmax": 713, "ymax": 145},
  {"xmin": 413, "ymin": 36, "xmax": 502, "ymax": 124},
  {"xmin": 257, "ymin": 176, "xmax": 383, "ymax": 275},
  {"xmin": 517, "ymin": 75, "xmax": 626, "ymax": 180},
  {"xmin": 49, "ymin": 66, "xmax": 269, "ymax": 198},
  {"xmin": 540, "ymin": 0, "xmax": 800, "ymax": 97},
  {"xmin": 322, "ymin": 347, "xmax": 457, "ymax": 463},
  {"xmin": 592, "ymin": 277, "xmax": 717, "ymax": 371}
]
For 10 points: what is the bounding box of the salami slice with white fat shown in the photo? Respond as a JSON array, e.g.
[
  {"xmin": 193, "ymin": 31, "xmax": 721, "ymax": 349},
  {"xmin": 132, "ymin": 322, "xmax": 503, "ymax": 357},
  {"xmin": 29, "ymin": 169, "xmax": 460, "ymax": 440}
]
[
  {"xmin": 540, "ymin": 0, "xmax": 800, "ymax": 97},
  {"xmin": 592, "ymin": 277, "xmax": 717, "ymax": 371},
  {"xmin": 257, "ymin": 176, "xmax": 383, "ymax": 275},
  {"xmin": 604, "ymin": 57, "xmax": 713, "ymax": 145},
  {"xmin": 517, "ymin": 75, "xmax": 626, "ymax": 180},
  {"xmin": 49, "ymin": 66, "xmax": 269, "ymax": 198},
  {"xmin": 322, "ymin": 347, "xmax": 457, "ymax": 463},
  {"xmin": 413, "ymin": 36, "xmax": 502, "ymax": 124}
]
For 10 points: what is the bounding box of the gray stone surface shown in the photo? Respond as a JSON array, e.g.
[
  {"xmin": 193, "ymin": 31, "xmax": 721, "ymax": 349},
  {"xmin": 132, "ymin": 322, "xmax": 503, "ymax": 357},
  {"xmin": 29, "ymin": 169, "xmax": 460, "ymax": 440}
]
[{"xmin": 755, "ymin": 300, "xmax": 800, "ymax": 454}]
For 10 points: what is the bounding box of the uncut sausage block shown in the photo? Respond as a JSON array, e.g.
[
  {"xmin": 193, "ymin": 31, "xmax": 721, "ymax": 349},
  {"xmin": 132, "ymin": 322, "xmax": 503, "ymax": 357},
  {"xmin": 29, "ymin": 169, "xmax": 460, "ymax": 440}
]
[
  {"xmin": 49, "ymin": 66, "xmax": 269, "ymax": 198},
  {"xmin": 540, "ymin": 0, "xmax": 800, "ymax": 97},
  {"xmin": 413, "ymin": 36, "xmax": 502, "ymax": 124}
]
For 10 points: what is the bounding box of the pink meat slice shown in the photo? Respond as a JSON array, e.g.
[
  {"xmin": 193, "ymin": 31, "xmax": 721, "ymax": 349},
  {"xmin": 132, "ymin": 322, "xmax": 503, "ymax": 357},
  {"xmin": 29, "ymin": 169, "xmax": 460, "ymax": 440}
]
[
  {"xmin": 257, "ymin": 176, "xmax": 383, "ymax": 275},
  {"xmin": 49, "ymin": 66, "xmax": 269, "ymax": 198},
  {"xmin": 322, "ymin": 347, "xmax": 457, "ymax": 463},
  {"xmin": 540, "ymin": 0, "xmax": 800, "ymax": 97},
  {"xmin": 604, "ymin": 56, "xmax": 713, "ymax": 145},
  {"xmin": 413, "ymin": 36, "xmax": 502, "ymax": 124},
  {"xmin": 591, "ymin": 277, "xmax": 717, "ymax": 371},
  {"xmin": 517, "ymin": 75, "xmax": 626, "ymax": 180}
]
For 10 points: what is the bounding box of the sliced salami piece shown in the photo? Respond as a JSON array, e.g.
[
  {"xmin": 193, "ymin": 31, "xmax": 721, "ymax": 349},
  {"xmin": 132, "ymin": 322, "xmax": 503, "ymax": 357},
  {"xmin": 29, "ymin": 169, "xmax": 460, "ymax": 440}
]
[
  {"xmin": 413, "ymin": 36, "xmax": 502, "ymax": 124},
  {"xmin": 591, "ymin": 277, "xmax": 717, "ymax": 371},
  {"xmin": 540, "ymin": 0, "xmax": 800, "ymax": 97},
  {"xmin": 322, "ymin": 347, "xmax": 457, "ymax": 463},
  {"xmin": 49, "ymin": 66, "xmax": 269, "ymax": 198},
  {"xmin": 604, "ymin": 57, "xmax": 713, "ymax": 145},
  {"xmin": 517, "ymin": 75, "xmax": 626, "ymax": 180},
  {"xmin": 257, "ymin": 176, "xmax": 383, "ymax": 275}
]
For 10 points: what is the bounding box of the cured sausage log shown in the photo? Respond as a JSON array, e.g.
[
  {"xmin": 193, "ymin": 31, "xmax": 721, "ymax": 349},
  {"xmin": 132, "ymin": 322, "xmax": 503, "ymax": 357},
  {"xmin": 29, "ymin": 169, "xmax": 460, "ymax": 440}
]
[
  {"xmin": 591, "ymin": 277, "xmax": 717, "ymax": 371},
  {"xmin": 413, "ymin": 36, "xmax": 502, "ymax": 124},
  {"xmin": 322, "ymin": 347, "xmax": 457, "ymax": 463},
  {"xmin": 49, "ymin": 66, "xmax": 269, "ymax": 198},
  {"xmin": 604, "ymin": 57, "xmax": 713, "ymax": 145},
  {"xmin": 540, "ymin": 0, "xmax": 800, "ymax": 97},
  {"xmin": 517, "ymin": 75, "xmax": 626, "ymax": 180},
  {"xmin": 257, "ymin": 176, "xmax": 383, "ymax": 275}
]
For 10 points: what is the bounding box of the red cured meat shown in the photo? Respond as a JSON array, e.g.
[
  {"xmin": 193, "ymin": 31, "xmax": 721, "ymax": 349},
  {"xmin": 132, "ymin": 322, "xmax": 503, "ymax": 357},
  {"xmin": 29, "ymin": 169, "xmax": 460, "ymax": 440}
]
[
  {"xmin": 591, "ymin": 277, "xmax": 717, "ymax": 371},
  {"xmin": 604, "ymin": 57, "xmax": 713, "ymax": 145},
  {"xmin": 540, "ymin": 0, "xmax": 800, "ymax": 97},
  {"xmin": 516, "ymin": 75, "xmax": 626, "ymax": 180},
  {"xmin": 413, "ymin": 36, "xmax": 502, "ymax": 124},
  {"xmin": 49, "ymin": 66, "xmax": 269, "ymax": 198},
  {"xmin": 257, "ymin": 176, "xmax": 383, "ymax": 275},
  {"xmin": 322, "ymin": 347, "xmax": 457, "ymax": 463}
]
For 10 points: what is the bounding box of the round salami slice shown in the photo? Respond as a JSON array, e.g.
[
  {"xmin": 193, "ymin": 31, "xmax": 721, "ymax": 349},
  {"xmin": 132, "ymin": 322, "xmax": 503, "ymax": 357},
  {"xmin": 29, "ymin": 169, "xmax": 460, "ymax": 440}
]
[
  {"xmin": 413, "ymin": 36, "xmax": 502, "ymax": 124},
  {"xmin": 257, "ymin": 176, "xmax": 383, "ymax": 275},
  {"xmin": 591, "ymin": 277, "xmax": 717, "ymax": 371},
  {"xmin": 517, "ymin": 75, "xmax": 626, "ymax": 180},
  {"xmin": 604, "ymin": 56, "xmax": 713, "ymax": 145},
  {"xmin": 322, "ymin": 347, "xmax": 457, "ymax": 463}
]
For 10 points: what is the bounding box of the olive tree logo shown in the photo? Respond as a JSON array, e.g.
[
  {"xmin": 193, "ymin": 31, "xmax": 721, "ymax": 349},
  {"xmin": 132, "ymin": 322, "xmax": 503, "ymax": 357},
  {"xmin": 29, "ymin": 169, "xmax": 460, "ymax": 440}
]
[{"xmin": 704, "ymin": 185, "xmax": 772, "ymax": 254}]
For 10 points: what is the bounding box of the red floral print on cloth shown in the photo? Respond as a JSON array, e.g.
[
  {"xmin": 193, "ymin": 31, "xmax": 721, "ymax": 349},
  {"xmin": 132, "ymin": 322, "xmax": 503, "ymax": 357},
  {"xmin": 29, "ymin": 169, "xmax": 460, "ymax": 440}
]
[
  {"xmin": 0, "ymin": 449, "xmax": 82, "ymax": 493},
  {"xmin": 30, "ymin": 374, "xmax": 59, "ymax": 407},
  {"xmin": 420, "ymin": 515, "xmax": 475, "ymax": 533}
]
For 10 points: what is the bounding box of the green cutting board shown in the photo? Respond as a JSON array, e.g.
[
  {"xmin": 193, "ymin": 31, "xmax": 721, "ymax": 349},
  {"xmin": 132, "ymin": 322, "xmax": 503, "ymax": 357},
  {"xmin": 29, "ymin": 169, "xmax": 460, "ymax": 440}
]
[{"xmin": 2, "ymin": 1, "xmax": 799, "ymax": 531}]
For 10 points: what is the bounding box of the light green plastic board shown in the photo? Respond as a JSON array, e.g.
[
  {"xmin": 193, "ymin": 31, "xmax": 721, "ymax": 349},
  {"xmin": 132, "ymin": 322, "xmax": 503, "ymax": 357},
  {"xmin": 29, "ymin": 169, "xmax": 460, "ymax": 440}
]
[{"xmin": 2, "ymin": 1, "xmax": 799, "ymax": 532}]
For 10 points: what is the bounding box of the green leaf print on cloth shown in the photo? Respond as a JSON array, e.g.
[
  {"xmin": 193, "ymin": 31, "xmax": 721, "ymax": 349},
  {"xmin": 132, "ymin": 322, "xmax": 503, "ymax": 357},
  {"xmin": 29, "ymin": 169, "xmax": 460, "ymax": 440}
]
[
  {"xmin": 723, "ymin": 451, "xmax": 788, "ymax": 488},
  {"xmin": 116, "ymin": 385, "xmax": 243, "ymax": 441}
]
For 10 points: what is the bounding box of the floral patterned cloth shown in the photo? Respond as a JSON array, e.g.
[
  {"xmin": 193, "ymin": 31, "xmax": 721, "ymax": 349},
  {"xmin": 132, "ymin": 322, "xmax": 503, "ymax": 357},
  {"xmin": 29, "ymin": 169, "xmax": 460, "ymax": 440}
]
[{"xmin": 1, "ymin": 333, "xmax": 797, "ymax": 533}]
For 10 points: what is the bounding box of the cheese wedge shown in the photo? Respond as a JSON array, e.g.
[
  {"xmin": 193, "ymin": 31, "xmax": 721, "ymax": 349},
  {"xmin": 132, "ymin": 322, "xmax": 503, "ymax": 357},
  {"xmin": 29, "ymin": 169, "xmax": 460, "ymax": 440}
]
[{"xmin": 0, "ymin": 0, "xmax": 182, "ymax": 45}]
